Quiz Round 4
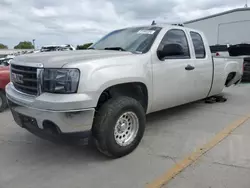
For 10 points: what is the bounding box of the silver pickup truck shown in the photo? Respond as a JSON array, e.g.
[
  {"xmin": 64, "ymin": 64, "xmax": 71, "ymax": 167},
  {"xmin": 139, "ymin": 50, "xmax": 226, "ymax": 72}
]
[{"xmin": 6, "ymin": 24, "xmax": 243, "ymax": 158}]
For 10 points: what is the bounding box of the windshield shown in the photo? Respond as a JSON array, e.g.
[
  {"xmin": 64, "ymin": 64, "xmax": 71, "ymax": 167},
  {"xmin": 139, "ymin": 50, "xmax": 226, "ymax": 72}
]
[{"xmin": 90, "ymin": 26, "xmax": 162, "ymax": 53}]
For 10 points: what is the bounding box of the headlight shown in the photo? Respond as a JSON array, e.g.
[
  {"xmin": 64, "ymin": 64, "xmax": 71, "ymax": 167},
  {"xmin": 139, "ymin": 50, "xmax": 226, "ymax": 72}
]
[{"xmin": 43, "ymin": 69, "xmax": 80, "ymax": 93}]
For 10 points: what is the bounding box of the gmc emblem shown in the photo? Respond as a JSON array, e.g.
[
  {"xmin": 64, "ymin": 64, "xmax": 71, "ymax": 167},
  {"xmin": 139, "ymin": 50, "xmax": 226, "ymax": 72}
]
[{"xmin": 12, "ymin": 73, "xmax": 24, "ymax": 84}]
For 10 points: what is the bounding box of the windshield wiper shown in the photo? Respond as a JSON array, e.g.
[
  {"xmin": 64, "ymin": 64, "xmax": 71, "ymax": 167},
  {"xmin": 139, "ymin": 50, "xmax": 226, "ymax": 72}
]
[{"xmin": 104, "ymin": 47, "xmax": 126, "ymax": 51}]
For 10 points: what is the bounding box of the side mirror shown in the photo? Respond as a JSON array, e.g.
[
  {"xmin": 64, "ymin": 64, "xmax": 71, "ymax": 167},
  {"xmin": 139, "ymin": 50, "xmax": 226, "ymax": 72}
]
[{"xmin": 157, "ymin": 43, "xmax": 185, "ymax": 60}]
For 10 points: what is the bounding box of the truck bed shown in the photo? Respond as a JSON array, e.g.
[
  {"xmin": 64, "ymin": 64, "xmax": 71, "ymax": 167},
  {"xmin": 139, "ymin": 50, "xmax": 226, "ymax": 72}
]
[{"xmin": 208, "ymin": 56, "xmax": 243, "ymax": 97}]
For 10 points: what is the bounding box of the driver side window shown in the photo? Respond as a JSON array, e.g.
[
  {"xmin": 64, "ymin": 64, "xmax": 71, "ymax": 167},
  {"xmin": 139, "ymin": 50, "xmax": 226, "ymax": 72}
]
[{"xmin": 157, "ymin": 29, "xmax": 190, "ymax": 60}]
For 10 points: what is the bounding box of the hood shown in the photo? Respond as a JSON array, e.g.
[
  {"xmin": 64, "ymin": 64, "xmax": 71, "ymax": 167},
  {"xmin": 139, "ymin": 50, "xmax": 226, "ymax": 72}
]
[{"xmin": 11, "ymin": 50, "xmax": 133, "ymax": 68}]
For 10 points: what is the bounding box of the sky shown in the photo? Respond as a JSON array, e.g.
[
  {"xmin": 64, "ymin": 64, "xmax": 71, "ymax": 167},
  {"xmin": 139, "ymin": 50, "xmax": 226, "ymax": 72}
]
[{"xmin": 0, "ymin": 0, "xmax": 247, "ymax": 49}]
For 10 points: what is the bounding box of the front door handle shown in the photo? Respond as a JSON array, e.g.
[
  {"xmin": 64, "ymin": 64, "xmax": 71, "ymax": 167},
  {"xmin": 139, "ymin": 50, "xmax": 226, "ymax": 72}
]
[{"xmin": 185, "ymin": 64, "xmax": 195, "ymax": 71}]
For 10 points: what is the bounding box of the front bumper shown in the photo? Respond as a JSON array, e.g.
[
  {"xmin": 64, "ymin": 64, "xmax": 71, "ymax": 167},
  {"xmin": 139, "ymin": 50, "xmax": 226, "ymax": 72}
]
[
  {"xmin": 6, "ymin": 83, "xmax": 95, "ymax": 134},
  {"xmin": 8, "ymin": 100, "xmax": 92, "ymax": 144}
]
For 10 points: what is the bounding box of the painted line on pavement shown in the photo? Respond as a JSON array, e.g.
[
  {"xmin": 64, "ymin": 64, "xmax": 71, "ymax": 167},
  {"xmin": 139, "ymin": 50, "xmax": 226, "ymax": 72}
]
[{"xmin": 146, "ymin": 115, "xmax": 250, "ymax": 188}]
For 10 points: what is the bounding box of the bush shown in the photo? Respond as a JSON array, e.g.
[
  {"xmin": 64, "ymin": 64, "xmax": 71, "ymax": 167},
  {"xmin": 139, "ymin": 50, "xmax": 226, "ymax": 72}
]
[
  {"xmin": 76, "ymin": 43, "xmax": 93, "ymax": 50},
  {"xmin": 0, "ymin": 43, "xmax": 8, "ymax": 49},
  {"xmin": 14, "ymin": 41, "xmax": 34, "ymax": 49}
]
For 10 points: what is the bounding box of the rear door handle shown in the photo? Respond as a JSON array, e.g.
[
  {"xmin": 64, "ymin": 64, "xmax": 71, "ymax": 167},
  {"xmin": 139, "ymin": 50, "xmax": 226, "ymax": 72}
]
[{"xmin": 185, "ymin": 64, "xmax": 195, "ymax": 71}]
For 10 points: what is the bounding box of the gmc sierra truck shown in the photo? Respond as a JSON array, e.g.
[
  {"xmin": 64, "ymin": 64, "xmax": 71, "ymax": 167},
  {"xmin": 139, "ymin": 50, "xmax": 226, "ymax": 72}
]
[{"xmin": 6, "ymin": 24, "xmax": 243, "ymax": 158}]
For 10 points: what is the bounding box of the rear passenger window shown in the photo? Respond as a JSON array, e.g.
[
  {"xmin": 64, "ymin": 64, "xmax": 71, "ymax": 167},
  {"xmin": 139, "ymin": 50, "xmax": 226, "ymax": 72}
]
[
  {"xmin": 158, "ymin": 29, "xmax": 190, "ymax": 59},
  {"xmin": 190, "ymin": 32, "xmax": 206, "ymax": 58}
]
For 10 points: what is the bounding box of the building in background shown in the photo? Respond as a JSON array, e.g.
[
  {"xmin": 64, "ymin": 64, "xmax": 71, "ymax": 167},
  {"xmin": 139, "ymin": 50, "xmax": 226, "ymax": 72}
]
[{"xmin": 184, "ymin": 8, "xmax": 250, "ymax": 45}]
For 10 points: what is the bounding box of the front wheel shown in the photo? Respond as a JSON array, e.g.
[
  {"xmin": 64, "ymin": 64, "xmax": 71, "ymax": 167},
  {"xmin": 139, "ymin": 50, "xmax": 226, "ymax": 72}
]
[{"xmin": 92, "ymin": 96, "xmax": 146, "ymax": 158}]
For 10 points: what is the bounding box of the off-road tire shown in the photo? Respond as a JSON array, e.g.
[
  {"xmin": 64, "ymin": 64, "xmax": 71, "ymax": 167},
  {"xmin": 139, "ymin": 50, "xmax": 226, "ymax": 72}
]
[{"xmin": 92, "ymin": 96, "xmax": 146, "ymax": 158}]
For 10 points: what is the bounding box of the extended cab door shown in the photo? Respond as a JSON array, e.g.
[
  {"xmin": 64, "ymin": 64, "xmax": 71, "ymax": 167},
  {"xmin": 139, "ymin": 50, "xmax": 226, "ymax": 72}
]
[
  {"xmin": 151, "ymin": 28, "xmax": 198, "ymax": 112},
  {"xmin": 188, "ymin": 31, "xmax": 213, "ymax": 98}
]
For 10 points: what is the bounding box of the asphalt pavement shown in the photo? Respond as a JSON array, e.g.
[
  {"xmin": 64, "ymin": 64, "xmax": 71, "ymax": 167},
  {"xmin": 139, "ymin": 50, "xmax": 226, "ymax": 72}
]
[{"xmin": 0, "ymin": 84, "xmax": 250, "ymax": 188}]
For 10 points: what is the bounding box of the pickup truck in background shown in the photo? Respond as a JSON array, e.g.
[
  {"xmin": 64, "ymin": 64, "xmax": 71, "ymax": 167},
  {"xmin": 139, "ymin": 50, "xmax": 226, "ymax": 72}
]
[
  {"xmin": 6, "ymin": 24, "xmax": 243, "ymax": 158},
  {"xmin": 39, "ymin": 44, "xmax": 76, "ymax": 52},
  {"xmin": 0, "ymin": 66, "xmax": 10, "ymax": 112}
]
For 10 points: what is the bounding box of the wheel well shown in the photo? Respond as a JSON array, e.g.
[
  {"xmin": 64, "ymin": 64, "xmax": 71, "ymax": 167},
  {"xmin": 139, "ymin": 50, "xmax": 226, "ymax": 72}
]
[
  {"xmin": 225, "ymin": 72, "xmax": 236, "ymax": 86},
  {"xmin": 96, "ymin": 82, "xmax": 148, "ymax": 112}
]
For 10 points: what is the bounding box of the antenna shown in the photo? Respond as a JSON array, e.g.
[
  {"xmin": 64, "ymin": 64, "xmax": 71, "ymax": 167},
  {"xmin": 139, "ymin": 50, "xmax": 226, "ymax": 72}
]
[{"xmin": 151, "ymin": 20, "xmax": 156, "ymax": 25}]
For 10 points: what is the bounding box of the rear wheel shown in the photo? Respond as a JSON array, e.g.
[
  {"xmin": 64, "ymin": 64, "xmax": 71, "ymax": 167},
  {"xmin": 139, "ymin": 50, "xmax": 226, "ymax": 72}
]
[
  {"xmin": 0, "ymin": 91, "xmax": 7, "ymax": 112},
  {"xmin": 92, "ymin": 96, "xmax": 146, "ymax": 158}
]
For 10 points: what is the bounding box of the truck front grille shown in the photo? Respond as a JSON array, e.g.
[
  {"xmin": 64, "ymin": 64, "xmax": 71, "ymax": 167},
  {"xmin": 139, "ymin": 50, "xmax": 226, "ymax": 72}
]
[{"xmin": 11, "ymin": 64, "xmax": 38, "ymax": 95}]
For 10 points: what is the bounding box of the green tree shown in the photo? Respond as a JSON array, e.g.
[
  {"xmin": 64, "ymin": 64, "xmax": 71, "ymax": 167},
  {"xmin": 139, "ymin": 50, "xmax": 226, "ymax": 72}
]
[
  {"xmin": 14, "ymin": 41, "xmax": 34, "ymax": 49},
  {"xmin": 0, "ymin": 43, "xmax": 8, "ymax": 49},
  {"xmin": 76, "ymin": 43, "xmax": 93, "ymax": 50}
]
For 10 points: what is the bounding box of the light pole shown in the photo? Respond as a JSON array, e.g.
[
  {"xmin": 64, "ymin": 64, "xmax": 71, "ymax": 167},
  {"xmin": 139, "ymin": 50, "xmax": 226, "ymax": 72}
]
[
  {"xmin": 32, "ymin": 39, "xmax": 36, "ymax": 49},
  {"xmin": 245, "ymin": 0, "xmax": 248, "ymax": 7}
]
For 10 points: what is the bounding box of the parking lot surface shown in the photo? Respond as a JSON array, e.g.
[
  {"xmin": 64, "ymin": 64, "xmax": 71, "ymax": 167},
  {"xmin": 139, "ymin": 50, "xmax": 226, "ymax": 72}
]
[{"xmin": 1, "ymin": 84, "xmax": 250, "ymax": 188}]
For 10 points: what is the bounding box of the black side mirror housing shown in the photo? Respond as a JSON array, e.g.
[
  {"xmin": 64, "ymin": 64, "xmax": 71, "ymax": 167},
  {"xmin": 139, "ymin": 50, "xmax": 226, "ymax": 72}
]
[{"xmin": 157, "ymin": 43, "xmax": 185, "ymax": 60}]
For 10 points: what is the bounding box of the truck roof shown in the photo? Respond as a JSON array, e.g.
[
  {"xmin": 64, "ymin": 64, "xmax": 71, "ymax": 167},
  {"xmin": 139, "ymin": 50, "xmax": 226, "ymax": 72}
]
[{"xmin": 133, "ymin": 24, "xmax": 203, "ymax": 34}]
